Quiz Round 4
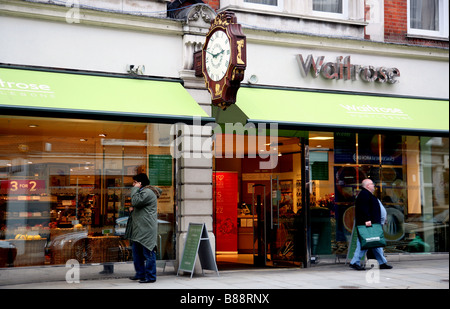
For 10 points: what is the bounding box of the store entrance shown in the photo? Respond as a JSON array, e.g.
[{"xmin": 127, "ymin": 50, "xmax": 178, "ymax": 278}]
[
  {"xmin": 214, "ymin": 135, "xmax": 307, "ymax": 269},
  {"xmin": 252, "ymin": 176, "xmax": 290, "ymax": 267}
]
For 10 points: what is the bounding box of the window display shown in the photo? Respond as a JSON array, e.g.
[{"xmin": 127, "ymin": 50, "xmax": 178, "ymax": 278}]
[
  {"xmin": 0, "ymin": 116, "xmax": 175, "ymax": 267},
  {"xmin": 309, "ymin": 132, "xmax": 449, "ymax": 258}
]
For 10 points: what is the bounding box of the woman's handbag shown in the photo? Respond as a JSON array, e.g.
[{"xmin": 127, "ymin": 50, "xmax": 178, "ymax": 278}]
[{"xmin": 357, "ymin": 224, "xmax": 386, "ymax": 250}]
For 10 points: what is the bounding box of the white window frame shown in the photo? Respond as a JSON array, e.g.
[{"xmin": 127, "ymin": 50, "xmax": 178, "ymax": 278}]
[
  {"xmin": 407, "ymin": 0, "xmax": 449, "ymax": 39},
  {"xmin": 242, "ymin": 0, "xmax": 284, "ymax": 12},
  {"xmin": 311, "ymin": 0, "xmax": 349, "ymax": 20}
]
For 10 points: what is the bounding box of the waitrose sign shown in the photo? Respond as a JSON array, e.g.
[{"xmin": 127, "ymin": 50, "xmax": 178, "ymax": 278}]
[
  {"xmin": 0, "ymin": 77, "xmax": 54, "ymax": 99},
  {"xmin": 339, "ymin": 104, "xmax": 410, "ymax": 119},
  {"xmin": 297, "ymin": 54, "xmax": 400, "ymax": 84},
  {"xmin": 0, "ymin": 79, "xmax": 52, "ymax": 91}
]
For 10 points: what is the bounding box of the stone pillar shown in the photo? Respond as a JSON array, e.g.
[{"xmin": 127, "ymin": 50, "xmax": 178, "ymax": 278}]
[
  {"xmin": 174, "ymin": 122, "xmax": 214, "ymax": 274},
  {"xmin": 175, "ymin": 3, "xmax": 217, "ymax": 275}
]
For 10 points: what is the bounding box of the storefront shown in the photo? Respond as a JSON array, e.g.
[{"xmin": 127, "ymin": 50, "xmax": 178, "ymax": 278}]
[
  {"xmin": 0, "ymin": 66, "xmax": 213, "ymax": 268},
  {"xmin": 212, "ymin": 86, "xmax": 448, "ymax": 268},
  {"xmin": 211, "ymin": 46, "xmax": 449, "ymax": 268},
  {"xmin": 1, "ymin": 1, "xmax": 448, "ymax": 277}
]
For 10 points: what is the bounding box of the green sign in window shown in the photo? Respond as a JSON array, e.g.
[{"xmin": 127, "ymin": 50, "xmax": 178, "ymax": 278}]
[{"xmin": 148, "ymin": 155, "xmax": 172, "ymax": 186}]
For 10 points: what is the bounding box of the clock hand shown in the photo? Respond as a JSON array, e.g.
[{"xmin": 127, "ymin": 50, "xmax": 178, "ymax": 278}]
[
  {"xmin": 215, "ymin": 49, "xmax": 225, "ymax": 57},
  {"xmin": 208, "ymin": 49, "xmax": 225, "ymax": 58}
]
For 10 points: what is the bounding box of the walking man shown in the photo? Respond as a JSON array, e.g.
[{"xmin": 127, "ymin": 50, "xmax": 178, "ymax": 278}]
[{"xmin": 350, "ymin": 178, "xmax": 393, "ymax": 270}]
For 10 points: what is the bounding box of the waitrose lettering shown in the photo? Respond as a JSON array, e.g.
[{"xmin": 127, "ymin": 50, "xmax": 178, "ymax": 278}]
[
  {"xmin": 297, "ymin": 54, "xmax": 400, "ymax": 84},
  {"xmin": 340, "ymin": 104, "xmax": 404, "ymax": 115},
  {"xmin": 0, "ymin": 78, "xmax": 51, "ymax": 91}
]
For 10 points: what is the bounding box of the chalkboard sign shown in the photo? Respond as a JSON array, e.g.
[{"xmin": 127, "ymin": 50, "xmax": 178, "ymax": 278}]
[
  {"xmin": 177, "ymin": 223, "xmax": 219, "ymax": 278},
  {"xmin": 148, "ymin": 155, "xmax": 172, "ymax": 186}
]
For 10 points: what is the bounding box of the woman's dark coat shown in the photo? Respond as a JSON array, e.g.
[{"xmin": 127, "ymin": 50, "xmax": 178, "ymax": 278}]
[{"xmin": 125, "ymin": 185, "xmax": 162, "ymax": 251}]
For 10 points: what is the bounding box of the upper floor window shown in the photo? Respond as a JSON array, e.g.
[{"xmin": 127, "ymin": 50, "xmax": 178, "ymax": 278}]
[
  {"xmin": 407, "ymin": 0, "xmax": 449, "ymax": 39},
  {"xmin": 312, "ymin": 0, "xmax": 348, "ymax": 19},
  {"xmin": 245, "ymin": 0, "xmax": 278, "ymax": 6},
  {"xmin": 223, "ymin": 0, "xmax": 363, "ymax": 22},
  {"xmin": 243, "ymin": 0, "xmax": 283, "ymax": 11}
]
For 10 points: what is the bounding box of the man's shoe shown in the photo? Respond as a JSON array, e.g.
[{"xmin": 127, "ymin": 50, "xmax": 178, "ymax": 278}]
[
  {"xmin": 349, "ymin": 263, "xmax": 365, "ymax": 271},
  {"xmin": 99, "ymin": 270, "xmax": 113, "ymax": 275},
  {"xmin": 139, "ymin": 279, "xmax": 156, "ymax": 283},
  {"xmin": 379, "ymin": 263, "xmax": 393, "ymax": 269},
  {"xmin": 129, "ymin": 276, "xmax": 144, "ymax": 281}
]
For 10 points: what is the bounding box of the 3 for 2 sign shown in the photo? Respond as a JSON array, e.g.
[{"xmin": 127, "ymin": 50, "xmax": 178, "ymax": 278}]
[{"xmin": 0, "ymin": 180, "xmax": 46, "ymax": 194}]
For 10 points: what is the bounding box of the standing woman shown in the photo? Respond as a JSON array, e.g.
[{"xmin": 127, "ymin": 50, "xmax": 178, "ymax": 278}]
[{"xmin": 125, "ymin": 173, "xmax": 162, "ymax": 283}]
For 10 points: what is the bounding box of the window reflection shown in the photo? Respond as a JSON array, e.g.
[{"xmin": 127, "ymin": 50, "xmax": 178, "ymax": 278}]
[
  {"xmin": 0, "ymin": 116, "xmax": 175, "ymax": 267},
  {"xmin": 309, "ymin": 132, "xmax": 449, "ymax": 257}
]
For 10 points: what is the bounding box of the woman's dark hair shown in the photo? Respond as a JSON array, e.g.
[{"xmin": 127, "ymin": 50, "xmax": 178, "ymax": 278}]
[{"xmin": 133, "ymin": 173, "xmax": 150, "ymax": 187}]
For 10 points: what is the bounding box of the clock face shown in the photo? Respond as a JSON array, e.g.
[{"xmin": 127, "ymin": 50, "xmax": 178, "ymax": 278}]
[{"xmin": 205, "ymin": 30, "xmax": 231, "ymax": 82}]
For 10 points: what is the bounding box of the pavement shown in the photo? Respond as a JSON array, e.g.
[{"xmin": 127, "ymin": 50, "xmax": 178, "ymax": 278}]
[{"xmin": 1, "ymin": 256, "xmax": 448, "ymax": 291}]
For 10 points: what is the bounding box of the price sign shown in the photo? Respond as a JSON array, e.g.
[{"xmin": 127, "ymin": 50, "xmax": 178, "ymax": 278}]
[
  {"xmin": 148, "ymin": 155, "xmax": 172, "ymax": 186},
  {"xmin": 0, "ymin": 180, "xmax": 46, "ymax": 194}
]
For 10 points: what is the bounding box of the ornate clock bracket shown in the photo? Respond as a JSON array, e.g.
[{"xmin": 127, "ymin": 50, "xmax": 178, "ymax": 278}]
[{"xmin": 199, "ymin": 11, "xmax": 247, "ymax": 110}]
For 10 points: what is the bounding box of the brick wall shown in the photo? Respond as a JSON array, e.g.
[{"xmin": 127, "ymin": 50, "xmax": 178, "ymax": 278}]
[
  {"xmin": 204, "ymin": 0, "xmax": 219, "ymax": 10},
  {"xmin": 364, "ymin": 1, "xmax": 371, "ymax": 40},
  {"xmin": 384, "ymin": 0, "xmax": 448, "ymax": 47}
]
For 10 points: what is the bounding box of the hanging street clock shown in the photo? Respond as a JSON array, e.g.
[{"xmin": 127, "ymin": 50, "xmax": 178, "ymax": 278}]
[{"xmin": 202, "ymin": 11, "xmax": 247, "ymax": 110}]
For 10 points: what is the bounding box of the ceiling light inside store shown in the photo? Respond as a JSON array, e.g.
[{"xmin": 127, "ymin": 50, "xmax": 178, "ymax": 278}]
[
  {"xmin": 28, "ymin": 124, "xmax": 38, "ymax": 128},
  {"xmin": 80, "ymin": 138, "xmax": 88, "ymax": 142},
  {"xmin": 101, "ymin": 139, "xmax": 146, "ymax": 146},
  {"xmin": 309, "ymin": 137, "xmax": 334, "ymax": 140},
  {"xmin": 99, "ymin": 133, "xmax": 107, "ymax": 137}
]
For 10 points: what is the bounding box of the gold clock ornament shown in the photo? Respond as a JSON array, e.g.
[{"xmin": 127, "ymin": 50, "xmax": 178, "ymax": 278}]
[{"xmin": 202, "ymin": 11, "xmax": 246, "ymax": 110}]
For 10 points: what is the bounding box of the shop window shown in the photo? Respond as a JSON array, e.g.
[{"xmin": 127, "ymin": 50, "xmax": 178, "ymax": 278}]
[
  {"xmin": 407, "ymin": 0, "xmax": 449, "ymax": 39},
  {"xmin": 0, "ymin": 116, "xmax": 175, "ymax": 268},
  {"xmin": 309, "ymin": 131, "xmax": 449, "ymax": 258}
]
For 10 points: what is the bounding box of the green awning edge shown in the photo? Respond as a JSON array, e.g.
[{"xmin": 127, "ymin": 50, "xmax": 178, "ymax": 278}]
[
  {"xmin": 246, "ymin": 119, "xmax": 449, "ymax": 137},
  {"xmin": 0, "ymin": 104, "xmax": 215, "ymax": 125},
  {"xmin": 0, "ymin": 67, "xmax": 214, "ymax": 124},
  {"xmin": 235, "ymin": 87, "xmax": 449, "ymax": 136}
]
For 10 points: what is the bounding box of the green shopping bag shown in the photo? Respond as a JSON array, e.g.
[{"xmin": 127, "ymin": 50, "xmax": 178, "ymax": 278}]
[{"xmin": 356, "ymin": 224, "xmax": 386, "ymax": 250}]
